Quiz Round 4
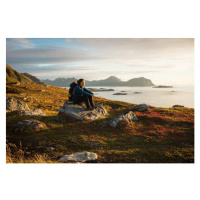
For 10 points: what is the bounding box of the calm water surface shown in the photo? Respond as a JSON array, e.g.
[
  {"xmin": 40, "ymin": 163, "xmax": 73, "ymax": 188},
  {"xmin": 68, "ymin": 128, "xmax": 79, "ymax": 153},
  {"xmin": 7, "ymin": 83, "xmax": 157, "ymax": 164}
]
[{"xmin": 64, "ymin": 85, "xmax": 194, "ymax": 108}]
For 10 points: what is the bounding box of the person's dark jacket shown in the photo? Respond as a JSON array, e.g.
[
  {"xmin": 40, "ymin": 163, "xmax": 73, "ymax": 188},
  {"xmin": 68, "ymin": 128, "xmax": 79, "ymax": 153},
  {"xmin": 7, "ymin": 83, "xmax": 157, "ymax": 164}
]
[{"xmin": 73, "ymin": 84, "xmax": 93, "ymax": 99}]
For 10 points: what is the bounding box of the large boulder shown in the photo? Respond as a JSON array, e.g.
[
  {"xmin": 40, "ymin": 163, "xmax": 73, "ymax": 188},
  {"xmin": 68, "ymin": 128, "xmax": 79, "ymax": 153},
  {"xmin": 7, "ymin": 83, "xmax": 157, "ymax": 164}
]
[
  {"xmin": 58, "ymin": 152, "xmax": 98, "ymax": 162},
  {"xmin": 109, "ymin": 111, "xmax": 138, "ymax": 127},
  {"xmin": 6, "ymin": 97, "xmax": 30, "ymax": 111},
  {"xmin": 57, "ymin": 101, "xmax": 108, "ymax": 121},
  {"xmin": 19, "ymin": 109, "xmax": 46, "ymax": 116}
]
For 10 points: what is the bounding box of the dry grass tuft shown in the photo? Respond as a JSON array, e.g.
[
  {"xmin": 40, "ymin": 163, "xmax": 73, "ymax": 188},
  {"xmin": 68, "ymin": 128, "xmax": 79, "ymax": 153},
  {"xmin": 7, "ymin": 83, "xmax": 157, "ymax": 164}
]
[{"xmin": 6, "ymin": 141, "xmax": 54, "ymax": 163}]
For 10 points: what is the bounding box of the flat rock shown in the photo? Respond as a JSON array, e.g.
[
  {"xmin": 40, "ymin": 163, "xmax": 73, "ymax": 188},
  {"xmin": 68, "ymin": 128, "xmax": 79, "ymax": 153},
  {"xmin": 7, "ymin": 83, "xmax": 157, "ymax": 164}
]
[
  {"xmin": 6, "ymin": 97, "xmax": 30, "ymax": 111},
  {"xmin": 109, "ymin": 111, "xmax": 138, "ymax": 127},
  {"xmin": 58, "ymin": 152, "xmax": 98, "ymax": 162},
  {"xmin": 57, "ymin": 101, "xmax": 108, "ymax": 121},
  {"xmin": 134, "ymin": 92, "xmax": 142, "ymax": 94},
  {"xmin": 19, "ymin": 109, "xmax": 46, "ymax": 116}
]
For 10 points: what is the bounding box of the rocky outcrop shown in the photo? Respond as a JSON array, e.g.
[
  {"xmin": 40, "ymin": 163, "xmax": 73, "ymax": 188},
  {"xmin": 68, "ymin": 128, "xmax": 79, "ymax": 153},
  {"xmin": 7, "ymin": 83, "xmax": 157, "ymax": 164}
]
[
  {"xmin": 57, "ymin": 101, "xmax": 108, "ymax": 121},
  {"xmin": 6, "ymin": 97, "xmax": 30, "ymax": 111},
  {"xmin": 18, "ymin": 109, "xmax": 46, "ymax": 116},
  {"xmin": 109, "ymin": 111, "xmax": 138, "ymax": 127},
  {"xmin": 58, "ymin": 152, "xmax": 98, "ymax": 162}
]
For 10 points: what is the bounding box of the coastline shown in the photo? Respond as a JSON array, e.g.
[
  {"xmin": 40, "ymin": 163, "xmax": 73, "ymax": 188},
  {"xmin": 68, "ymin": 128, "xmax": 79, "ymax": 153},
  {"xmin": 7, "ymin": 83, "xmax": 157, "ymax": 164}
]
[{"xmin": 62, "ymin": 85, "xmax": 194, "ymax": 109}]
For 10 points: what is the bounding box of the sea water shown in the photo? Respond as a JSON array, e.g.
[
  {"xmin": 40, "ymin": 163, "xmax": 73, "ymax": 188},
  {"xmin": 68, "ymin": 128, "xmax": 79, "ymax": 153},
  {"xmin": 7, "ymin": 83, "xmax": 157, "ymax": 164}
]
[{"xmin": 63, "ymin": 85, "xmax": 194, "ymax": 108}]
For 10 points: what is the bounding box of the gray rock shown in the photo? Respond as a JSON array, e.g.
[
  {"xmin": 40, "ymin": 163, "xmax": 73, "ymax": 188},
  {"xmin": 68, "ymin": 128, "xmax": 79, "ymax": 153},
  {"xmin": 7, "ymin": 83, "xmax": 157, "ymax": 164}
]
[
  {"xmin": 134, "ymin": 92, "xmax": 142, "ymax": 94},
  {"xmin": 109, "ymin": 111, "xmax": 138, "ymax": 127},
  {"xmin": 19, "ymin": 109, "xmax": 46, "ymax": 116},
  {"xmin": 137, "ymin": 104, "xmax": 149, "ymax": 112},
  {"xmin": 57, "ymin": 101, "xmax": 108, "ymax": 121},
  {"xmin": 129, "ymin": 104, "xmax": 149, "ymax": 112},
  {"xmin": 6, "ymin": 97, "xmax": 30, "ymax": 111},
  {"xmin": 173, "ymin": 105, "xmax": 184, "ymax": 107},
  {"xmin": 58, "ymin": 152, "xmax": 98, "ymax": 162},
  {"xmin": 15, "ymin": 120, "xmax": 44, "ymax": 132}
]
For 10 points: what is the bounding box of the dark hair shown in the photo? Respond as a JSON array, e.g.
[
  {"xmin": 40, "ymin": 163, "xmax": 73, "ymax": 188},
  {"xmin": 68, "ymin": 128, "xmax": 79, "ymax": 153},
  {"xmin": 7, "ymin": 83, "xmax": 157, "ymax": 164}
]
[{"xmin": 77, "ymin": 79, "xmax": 84, "ymax": 85}]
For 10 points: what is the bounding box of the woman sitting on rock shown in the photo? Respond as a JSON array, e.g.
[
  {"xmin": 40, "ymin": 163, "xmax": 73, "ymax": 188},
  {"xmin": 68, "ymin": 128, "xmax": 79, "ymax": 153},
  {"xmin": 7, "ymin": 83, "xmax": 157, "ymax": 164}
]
[{"xmin": 73, "ymin": 79, "xmax": 97, "ymax": 110}]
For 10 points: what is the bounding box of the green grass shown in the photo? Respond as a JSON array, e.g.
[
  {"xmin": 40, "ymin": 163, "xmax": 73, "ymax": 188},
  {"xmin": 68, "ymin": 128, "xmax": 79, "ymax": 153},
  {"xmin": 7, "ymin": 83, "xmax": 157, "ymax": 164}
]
[{"xmin": 6, "ymin": 83, "xmax": 194, "ymax": 163}]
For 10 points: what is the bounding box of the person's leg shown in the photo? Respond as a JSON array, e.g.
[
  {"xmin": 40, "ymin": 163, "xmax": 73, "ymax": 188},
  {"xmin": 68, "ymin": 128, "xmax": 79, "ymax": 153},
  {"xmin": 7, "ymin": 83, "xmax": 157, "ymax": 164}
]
[
  {"xmin": 74, "ymin": 96, "xmax": 84, "ymax": 105},
  {"xmin": 88, "ymin": 95, "xmax": 95, "ymax": 107},
  {"xmin": 83, "ymin": 95, "xmax": 90, "ymax": 108}
]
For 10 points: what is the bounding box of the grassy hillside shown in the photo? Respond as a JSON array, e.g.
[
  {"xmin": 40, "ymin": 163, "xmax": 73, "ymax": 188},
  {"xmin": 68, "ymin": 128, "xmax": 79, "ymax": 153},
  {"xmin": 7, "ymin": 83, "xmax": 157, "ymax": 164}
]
[
  {"xmin": 22, "ymin": 73, "xmax": 45, "ymax": 85},
  {"xmin": 6, "ymin": 83, "xmax": 194, "ymax": 163},
  {"xmin": 6, "ymin": 64, "xmax": 34, "ymax": 84}
]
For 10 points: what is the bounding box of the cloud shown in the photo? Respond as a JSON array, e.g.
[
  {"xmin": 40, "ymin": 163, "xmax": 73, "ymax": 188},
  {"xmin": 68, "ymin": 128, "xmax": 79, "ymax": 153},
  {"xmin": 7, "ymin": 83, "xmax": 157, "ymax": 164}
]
[
  {"xmin": 6, "ymin": 38, "xmax": 35, "ymax": 49},
  {"xmin": 6, "ymin": 38, "xmax": 194, "ymax": 84}
]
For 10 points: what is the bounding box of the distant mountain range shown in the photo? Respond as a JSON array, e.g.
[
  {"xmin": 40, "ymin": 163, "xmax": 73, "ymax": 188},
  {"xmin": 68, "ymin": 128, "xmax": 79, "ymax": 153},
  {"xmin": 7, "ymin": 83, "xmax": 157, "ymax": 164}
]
[
  {"xmin": 42, "ymin": 76, "xmax": 155, "ymax": 87},
  {"xmin": 6, "ymin": 64, "xmax": 155, "ymax": 87}
]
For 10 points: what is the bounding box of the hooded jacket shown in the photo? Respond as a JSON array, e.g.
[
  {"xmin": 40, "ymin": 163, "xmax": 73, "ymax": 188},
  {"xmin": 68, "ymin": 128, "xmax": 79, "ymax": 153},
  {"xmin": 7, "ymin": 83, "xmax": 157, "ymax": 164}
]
[{"xmin": 73, "ymin": 84, "xmax": 93, "ymax": 98}]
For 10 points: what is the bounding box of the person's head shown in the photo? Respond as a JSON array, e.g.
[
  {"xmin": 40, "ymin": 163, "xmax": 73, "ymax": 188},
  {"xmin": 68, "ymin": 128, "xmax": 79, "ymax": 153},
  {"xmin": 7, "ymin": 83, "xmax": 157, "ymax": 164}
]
[{"xmin": 77, "ymin": 79, "xmax": 85, "ymax": 86}]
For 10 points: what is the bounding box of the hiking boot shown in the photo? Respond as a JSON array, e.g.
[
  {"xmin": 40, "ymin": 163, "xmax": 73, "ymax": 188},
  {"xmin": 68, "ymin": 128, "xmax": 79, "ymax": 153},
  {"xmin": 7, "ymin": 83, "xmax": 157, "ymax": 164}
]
[{"xmin": 86, "ymin": 107, "xmax": 94, "ymax": 110}]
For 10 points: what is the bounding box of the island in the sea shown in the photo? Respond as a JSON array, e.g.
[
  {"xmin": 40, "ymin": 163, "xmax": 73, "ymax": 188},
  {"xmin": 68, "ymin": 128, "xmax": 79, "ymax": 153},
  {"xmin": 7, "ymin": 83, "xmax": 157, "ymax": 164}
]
[
  {"xmin": 87, "ymin": 88, "xmax": 114, "ymax": 92},
  {"xmin": 153, "ymin": 85, "xmax": 173, "ymax": 88}
]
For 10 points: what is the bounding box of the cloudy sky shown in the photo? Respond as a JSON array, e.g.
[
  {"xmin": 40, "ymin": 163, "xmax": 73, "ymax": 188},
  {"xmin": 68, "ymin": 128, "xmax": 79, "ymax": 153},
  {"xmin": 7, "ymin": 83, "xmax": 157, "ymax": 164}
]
[{"xmin": 6, "ymin": 38, "xmax": 194, "ymax": 85}]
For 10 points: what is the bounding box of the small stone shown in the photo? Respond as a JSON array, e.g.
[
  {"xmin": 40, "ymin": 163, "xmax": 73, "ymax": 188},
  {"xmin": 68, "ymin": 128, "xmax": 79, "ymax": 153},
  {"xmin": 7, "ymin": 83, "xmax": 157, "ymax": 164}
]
[
  {"xmin": 46, "ymin": 147, "xmax": 55, "ymax": 151},
  {"xmin": 19, "ymin": 109, "xmax": 46, "ymax": 116}
]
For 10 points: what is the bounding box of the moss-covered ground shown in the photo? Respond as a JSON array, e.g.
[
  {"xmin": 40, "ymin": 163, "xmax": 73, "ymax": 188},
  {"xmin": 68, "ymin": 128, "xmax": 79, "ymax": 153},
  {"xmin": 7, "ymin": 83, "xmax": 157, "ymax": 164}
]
[{"xmin": 6, "ymin": 83, "xmax": 194, "ymax": 163}]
